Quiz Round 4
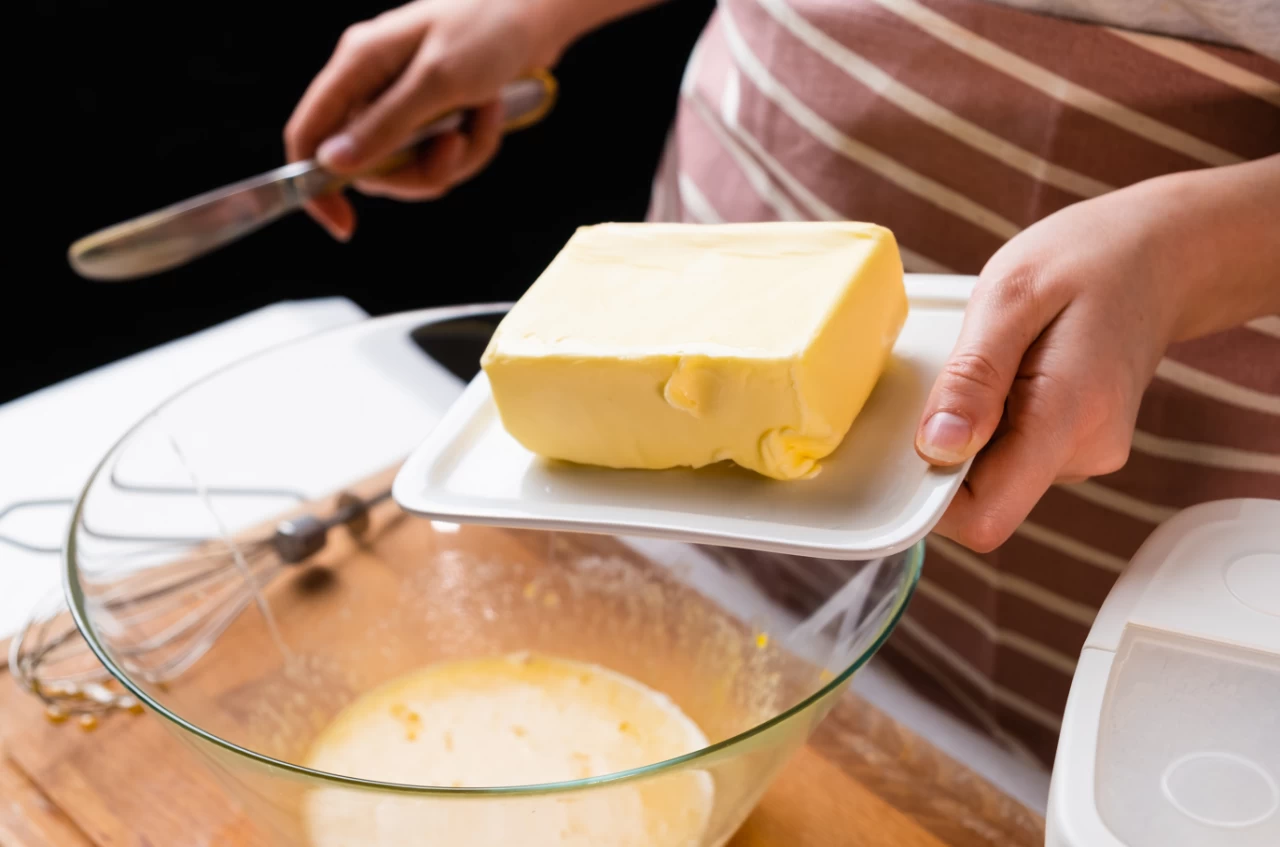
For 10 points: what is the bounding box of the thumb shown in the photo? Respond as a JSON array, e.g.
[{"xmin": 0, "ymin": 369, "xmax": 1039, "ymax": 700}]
[{"xmin": 916, "ymin": 275, "xmax": 1053, "ymax": 466}]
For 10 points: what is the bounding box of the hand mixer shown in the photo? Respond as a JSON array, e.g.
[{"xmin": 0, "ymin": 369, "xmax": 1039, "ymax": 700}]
[{"xmin": 8, "ymin": 488, "xmax": 391, "ymax": 727}]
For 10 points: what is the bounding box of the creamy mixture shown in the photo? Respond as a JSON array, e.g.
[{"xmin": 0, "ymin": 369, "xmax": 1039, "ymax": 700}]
[{"xmin": 302, "ymin": 653, "xmax": 713, "ymax": 847}]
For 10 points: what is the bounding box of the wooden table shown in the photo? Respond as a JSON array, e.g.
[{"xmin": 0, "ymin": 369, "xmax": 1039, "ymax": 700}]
[
  {"xmin": 0, "ymin": 492, "xmax": 1044, "ymax": 847},
  {"xmin": 0, "ymin": 646, "xmax": 1044, "ymax": 847}
]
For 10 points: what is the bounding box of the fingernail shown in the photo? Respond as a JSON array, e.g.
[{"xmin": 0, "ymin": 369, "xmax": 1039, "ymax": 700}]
[
  {"xmin": 918, "ymin": 412, "xmax": 972, "ymax": 464},
  {"xmin": 317, "ymin": 134, "xmax": 357, "ymax": 169}
]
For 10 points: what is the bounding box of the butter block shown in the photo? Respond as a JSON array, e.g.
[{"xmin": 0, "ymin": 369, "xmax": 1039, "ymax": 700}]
[{"xmin": 480, "ymin": 222, "xmax": 908, "ymax": 480}]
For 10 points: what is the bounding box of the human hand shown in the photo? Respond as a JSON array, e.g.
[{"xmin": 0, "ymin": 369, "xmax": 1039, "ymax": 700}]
[
  {"xmin": 915, "ymin": 156, "xmax": 1280, "ymax": 552},
  {"xmin": 284, "ymin": 0, "xmax": 565, "ymax": 241},
  {"xmin": 913, "ymin": 180, "xmax": 1186, "ymax": 551}
]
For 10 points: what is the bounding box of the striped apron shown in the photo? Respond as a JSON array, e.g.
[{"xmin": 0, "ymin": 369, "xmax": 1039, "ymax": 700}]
[{"xmin": 649, "ymin": 0, "xmax": 1280, "ymax": 765}]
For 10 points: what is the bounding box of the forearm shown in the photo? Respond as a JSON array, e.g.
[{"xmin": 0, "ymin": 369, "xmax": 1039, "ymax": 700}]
[
  {"xmin": 1151, "ymin": 154, "xmax": 1280, "ymax": 340},
  {"xmin": 527, "ymin": 0, "xmax": 672, "ymax": 63}
]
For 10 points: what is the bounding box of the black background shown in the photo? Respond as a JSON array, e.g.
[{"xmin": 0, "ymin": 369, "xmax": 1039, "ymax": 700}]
[{"xmin": 8, "ymin": 1, "xmax": 714, "ymax": 403}]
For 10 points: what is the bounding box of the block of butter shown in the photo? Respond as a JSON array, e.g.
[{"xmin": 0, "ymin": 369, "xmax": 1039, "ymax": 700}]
[{"xmin": 480, "ymin": 222, "xmax": 908, "ymax": 481}]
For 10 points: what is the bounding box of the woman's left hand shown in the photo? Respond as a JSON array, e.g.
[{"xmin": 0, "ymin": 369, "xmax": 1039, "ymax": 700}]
[{"xmin": 914, "ymin": 155, "xmax": 1280, "ymax": 552}]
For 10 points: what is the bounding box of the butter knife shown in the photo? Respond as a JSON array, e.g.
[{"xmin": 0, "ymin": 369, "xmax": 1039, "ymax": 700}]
[{"xmin": 69, "ymin": 72, "xmax": 557, "ymax": 281}]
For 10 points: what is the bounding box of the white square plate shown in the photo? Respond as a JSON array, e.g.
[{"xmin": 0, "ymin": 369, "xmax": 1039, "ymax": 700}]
[{"xmin": 394, "ymin": 275, "xmax": 975, "ymax": 559}]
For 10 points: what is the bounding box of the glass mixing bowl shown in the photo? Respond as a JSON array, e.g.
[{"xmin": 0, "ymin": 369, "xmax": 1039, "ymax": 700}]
[{"xmin": 65, "ymin": 307, "xmax": 922, "ymax": 846}]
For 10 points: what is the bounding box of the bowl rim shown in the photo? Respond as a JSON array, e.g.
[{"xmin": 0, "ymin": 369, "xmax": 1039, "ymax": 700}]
[{"xmin": 64, "ymin": 306, "xmax": 925, "ymax": 798}]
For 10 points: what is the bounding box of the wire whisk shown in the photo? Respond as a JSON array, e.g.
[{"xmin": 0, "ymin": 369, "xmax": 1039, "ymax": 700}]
[{"xmin": 9, "ymin": 488, "xmax": 390, "ymax": 726}]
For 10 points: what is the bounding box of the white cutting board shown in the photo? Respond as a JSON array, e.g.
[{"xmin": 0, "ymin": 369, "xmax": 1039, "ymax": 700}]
[{"xmin": 0, "ymin": 298, "xmax": 368, "ymax": 638}]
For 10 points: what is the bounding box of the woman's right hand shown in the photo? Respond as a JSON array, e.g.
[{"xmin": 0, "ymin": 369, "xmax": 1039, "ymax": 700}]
[{"xmin": 284, "ymin": 0, "xmax": 568, "ymax": 241}]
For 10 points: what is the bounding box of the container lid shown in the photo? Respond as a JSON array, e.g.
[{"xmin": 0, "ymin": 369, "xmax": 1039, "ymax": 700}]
[
  {"xmin": 393, "ymin": 275, "xmax": 973, "ymax": 560},
  {"xmin": 1047, "ymin": 499, "xmax": 1280, "ymax": 847}
]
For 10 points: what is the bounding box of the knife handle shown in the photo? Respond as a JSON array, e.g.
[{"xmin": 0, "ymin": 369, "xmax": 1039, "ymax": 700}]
[{"xmin": 365, "ymin": 71, "xmax": 558, "ymax": 178}]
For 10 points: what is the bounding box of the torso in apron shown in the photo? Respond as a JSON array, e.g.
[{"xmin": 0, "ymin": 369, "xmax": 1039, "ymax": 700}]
[{"xmin": 649, "ymin": 0, "xmax": 1280, "ymax": 764}]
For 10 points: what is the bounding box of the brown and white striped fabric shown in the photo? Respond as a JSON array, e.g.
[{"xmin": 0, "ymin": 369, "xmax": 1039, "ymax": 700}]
[{"xmin": 649, "ymin": 0, "xmax": 1280, "ymax": 765}]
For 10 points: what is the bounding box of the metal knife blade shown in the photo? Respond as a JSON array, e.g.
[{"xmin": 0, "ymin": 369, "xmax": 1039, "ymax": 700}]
[
  {"xmin": 69, "ymin": 73, "xmax": 556, "ymax": 281},
  {"xmin": 68, "ymin": 161, "xmax": 331, "ymax": 281}
]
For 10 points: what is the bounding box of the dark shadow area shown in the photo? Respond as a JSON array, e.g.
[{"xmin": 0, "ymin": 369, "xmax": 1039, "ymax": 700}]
[{"xmin": 8, "ymin": 0, "xmax": 714, "ymax": 402}]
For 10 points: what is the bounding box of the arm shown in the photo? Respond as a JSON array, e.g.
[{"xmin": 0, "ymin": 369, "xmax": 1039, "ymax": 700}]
[
  {"xmin": 1158, "ymin": 155, "xmax": 1280, "ymax": 339},
  {"xmin": 915, "ymin": 154, "xmax": 1280, "ymax": 552},
  {"xmin": 529, "ymin": 0, "xmax": 672, "ymax": 64}
]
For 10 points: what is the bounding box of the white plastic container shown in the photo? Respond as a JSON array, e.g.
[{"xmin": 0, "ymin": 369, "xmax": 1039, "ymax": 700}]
[{"xmin": 1047, "ymin": 498, "xmax": 1280, "ymax": 846}]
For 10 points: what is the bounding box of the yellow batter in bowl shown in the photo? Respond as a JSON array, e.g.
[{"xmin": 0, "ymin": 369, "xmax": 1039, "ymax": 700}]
[{"xmin": 303, "ymin": 653, "xmax": 714, "ymax": 847}]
